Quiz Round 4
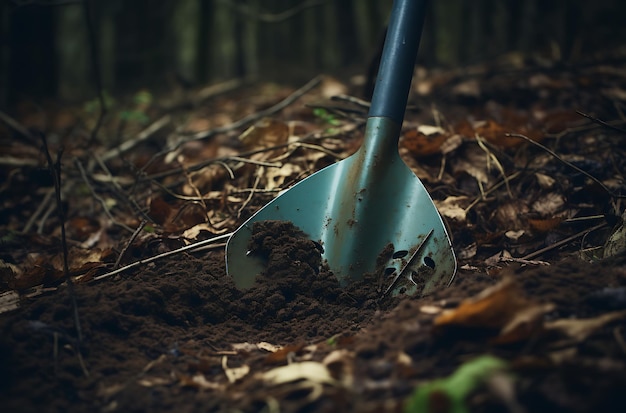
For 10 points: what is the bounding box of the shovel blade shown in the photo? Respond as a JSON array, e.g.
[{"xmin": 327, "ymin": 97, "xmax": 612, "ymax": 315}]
[{"xmin": 226, "ymin": 117, "xmax": 456, "ymax": 296}]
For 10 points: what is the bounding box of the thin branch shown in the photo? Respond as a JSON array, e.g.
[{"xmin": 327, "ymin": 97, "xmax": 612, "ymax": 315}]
[
  {"xmin": 40, "ymin": 133, "xmax": 86, "ymax": 365},
  {"xmin": 100, "ymin": 115, "xmax": 171, "ymax": 162},
  {"xmin": 92, "ymin": 154, "xmax": 152, "ymax": 222},
  {"xmin": 113, "ymin": 220, "xmax": 147, "ymax": 270},
  {"xmin": 24, "ymin": 188, "xmax": 55, "ymax": 233},
  {"xmin": 520, "ymin": 223, "xmax": 607, "ymax": 261},
  {"xmin": 576, "ymin": 110, "xmax": 626, "ymax": 134},
  {"xmin": 74, "ymin": 158, "xmax": 135, "ymax": 232},
  {"xmin": 165, "ymin": 75, "xmax": 322, "ymax": 152},
  {"xmin": 506, "ymin": 133, "xmax": 626, "ymax": 199},
  {"xmin": 88, "ymin": 233, "xmax": 232, "ymax": 282}
]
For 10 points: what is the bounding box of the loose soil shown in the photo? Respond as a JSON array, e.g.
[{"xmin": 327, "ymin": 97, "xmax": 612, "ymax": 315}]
[{"xmin": 1, "ymin": 220, "xmax": 626, "ymax": 412}]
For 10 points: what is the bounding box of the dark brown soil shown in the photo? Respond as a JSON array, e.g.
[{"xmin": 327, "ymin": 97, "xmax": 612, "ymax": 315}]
[{"xmin": 1, "ymin": 220, "xmax": 626, "ymax": 413}]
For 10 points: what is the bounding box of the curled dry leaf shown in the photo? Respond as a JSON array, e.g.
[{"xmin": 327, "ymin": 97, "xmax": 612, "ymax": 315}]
[
  {"xmin": 260, "ymin": 361, "xmax": 337, "ymax": 386},
  {"xmin": 222, "ymin": 356, "xmax": 250, "ymax": 384},
  {"xmin": 435, "ymin": 196, "xmax": 469, "ymax": 223},
  {"xmin": 434, "ymin": 277, "xmax": 554, "ymax": 344}
]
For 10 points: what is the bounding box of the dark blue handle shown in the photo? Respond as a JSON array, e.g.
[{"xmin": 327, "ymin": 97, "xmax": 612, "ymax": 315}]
[{"xmin": 368, "ymin": 0, "xmax": 427, "ymax": 125}]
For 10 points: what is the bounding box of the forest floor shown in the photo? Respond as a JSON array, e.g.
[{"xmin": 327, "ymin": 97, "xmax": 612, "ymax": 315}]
[{"xmin": 1, "ymin": 50, "xmax": 626, "ymax": 412}]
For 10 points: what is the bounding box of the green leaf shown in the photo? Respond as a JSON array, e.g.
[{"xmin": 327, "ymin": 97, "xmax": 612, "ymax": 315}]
[{"xmin": 404, "ymin": 355, "xmax": 509, "ymax": 413}]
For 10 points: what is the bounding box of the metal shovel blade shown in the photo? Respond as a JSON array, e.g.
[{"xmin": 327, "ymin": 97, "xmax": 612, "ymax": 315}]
[{"xmin": 226, "ymin": 0, "xmax": 456, "ymax": 296}]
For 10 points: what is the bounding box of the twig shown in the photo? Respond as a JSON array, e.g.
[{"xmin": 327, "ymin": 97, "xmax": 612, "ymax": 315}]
[
  {"xmin": 24, "ymin": 188, "xmax": 55, "ymax": 233},
  {"xmin": 37, "ymin": 200, "xmax": 56, "ymax": 234},
  {"xmin": 100, "ymin": 115, "xmax": 171, "ymax": 162},
  {"xmin": 237, "ymin": 171, "xmax": 261, "ymax": 219},
  {"xmin": 82, "ymin": 0, "xmax": 106, "ymax": 146},
  {"xmin": 0, "ymin": 156, "xmax": 39, "ymax": 167},
  {"xmin": 74, "ymin": 158, "xmax": 134, "ymax": 232},
  {"xmin": 520, "ymin": 223, "xmax": 607, "ymax": 260},
  {"xmin": 88, "ymin": 233, "xmax": 232, "ymax": 282},
  {"xmin": 39, "ymin": 133, "xmax": 86, "ymax": 373},
  {"xmin": 113, "ymin": 220, "xmax": 147, "ymax": 270},
  {"xmin": 475, "ymin": 134, "xmax": 512, "ymax": 198},
  {"xmin": 0, "ymin": 110, "xmax": 38, "ymax": 145},
  {"xmin": 167, "ymin": 75, "xmax": 322, "ymax": 151},
  {"xmin": 92, "ymin": 154, "xmax": 151, "ymax": 221},
  {"xmin": 331, "ymin": 94, "xmax": 371, "ymax": 110},
  {"xmin": 464, "ymin": 172, "xmax": 522, "ymax": 213},
  {"xmin": 506, "ymin": 133, "xmax": 626, "ymax": 199},
  {"xmin": 576, "ymin": 110, "xmax": 626, "ymax": 134}
]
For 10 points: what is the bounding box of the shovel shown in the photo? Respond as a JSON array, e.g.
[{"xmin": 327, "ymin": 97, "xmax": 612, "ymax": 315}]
[{"xmin": 226, "ymin": 0, "xmax": 456, "ymax": 297}]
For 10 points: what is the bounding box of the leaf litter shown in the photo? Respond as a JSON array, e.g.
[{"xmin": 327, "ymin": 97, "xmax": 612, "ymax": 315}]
[{"xmin": 1, "ymin": 51, "xmax": 626, "ymax": 412}]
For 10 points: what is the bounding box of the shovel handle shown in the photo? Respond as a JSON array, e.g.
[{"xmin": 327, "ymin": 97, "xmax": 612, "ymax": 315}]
[{"xmin": 368, "ymin": 0, "xmax": 427, "ymax": 125}]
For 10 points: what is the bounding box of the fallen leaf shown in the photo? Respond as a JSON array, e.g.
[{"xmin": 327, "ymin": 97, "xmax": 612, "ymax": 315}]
[
  {"xmin": 435, "ymin": 196, "xmax": 469, "ymax": 223},
  {"xmin": 323, "ymin": 349, "xmax": 354, "ymax": 385},
  {"xmin": 179, "ymin": 373, "xmax": 223, "ymax": 390},
  {"xmin": 0, "ymin": 291, "xmax": 19, "ymax": 314},
  {"xmin": 545, "ymin": 310, "xmax": 626, "ymax": 344},
  {"xmin": 404, "ymin": 355, "xmax": 510, "ymax": 413},
  {"xmin": 604, "ymin": 210, "xmax": 626, "ymax": 258},
  {"xmin": 222, "ymin": 356, "xmax": 250, "ymax": 384},
  {"xmin": 528, "ymin": 217, "xmax": 562, "ymax": 232},
  {"xmin": 434, "ymin": 277, "xmax": 554, "ymax": 343},
  {"xmin": 402, "ymin": 127, "xmax": 450, "ymax": 157},
  {"xmin": 137, "ymin": 376, "xmax": 172, "ymax": 387},
  {"xmin": 260, "ymin": 361, "xmax": 337, "ymax": 386},
  {"xmin": 493, "ymin": 302, "xmax": 556, "ymax": 344},
  {"xmin": 257, "ymin": 342, "xmax": 282, "ymax": 352},
  {"xmin": 263, "ymin": 343, "xmax": 305, "ymax": 365},
  {"xmin": 535, "ymin": 173, "xmax": 555, "ymax": 189},
  {"xmin": 239, "ymin": 117, "xmax": 289, "ymax": 151},
  {"xmin": 531, "ymin": 193, "xmax": 565, "ymax": 216}
]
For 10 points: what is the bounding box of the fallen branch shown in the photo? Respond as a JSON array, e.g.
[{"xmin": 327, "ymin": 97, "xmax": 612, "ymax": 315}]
[
  {"xmin": 520, "ymin": 223, "xmax": 607, "ymax": 261},
  {"xmin": 40, "ymin": 132, "xmax": 88, "ymax": 376},
  {"xmin": 113, "ymin": 220, "xmax": 147, "ymax": 270},
  {"xmin": 74, "ymin": 158, "xmax": 134, "ymax": 232},
  {"xmin": 576, "ymin": 110, "xmax": 626, "ymax": 135},
  {"xmin": 89, "ymin": 233, "xmax": 232, "ymax": 282},
  {"xmin": 506, "ymin": 133, "xmax": 626, "ymax": 199},
  {"xmin": 166, "ymin": 75, "xmax": 323, "ymax": 152},
  {"xmin": 100, "ymin": 115, "xmax": 171, "ymax": 162}
]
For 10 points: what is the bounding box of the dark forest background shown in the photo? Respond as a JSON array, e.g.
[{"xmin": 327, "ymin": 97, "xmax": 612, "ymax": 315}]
[{"xmin": 1, "ymin": 0, "xmax": 625, "ymax": 108}]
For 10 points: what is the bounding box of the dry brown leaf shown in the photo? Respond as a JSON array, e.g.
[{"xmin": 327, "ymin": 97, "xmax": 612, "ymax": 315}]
[
  {"xmin": 528, "ymin": 217, "xmax": 562, "ymax": 232},
  {"xmin": 493, "ymin": 302, "xmax": 556, "ymax": 344},
  {"xmin": 434, "ymin": 277, "xmax": 554, "ymax": 343},
  {"xmin": 256, "ymin": 342, "xmax": 282, "ymax": 352},
  {"xmin": 402, "ymin": 127, "xmax": 450, "ymax": 157},
  {"xmin": 239, "ymin": 117, "xmax": 289, "ymax": 151},
  {"xmin": 531, "ymin": 193, "xmax": 565, "ymax": 216},
  {"xmin": 264, "ymin": 343, "xmax": 306, "ymax": 365},
  {"xmin": 264, "ymin": 163, "xmax": 301, "ymax": 191},
  {"xmin": 493, "ymin": 201, "xmax": 529, "ymax": 231},
  {"xmin": 435, "ymin": 196, "xmax": 469, "ymax": 223},
  {"xmin": 0, "ymin": 291, "xmax": 19, "ymax": 314}
]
